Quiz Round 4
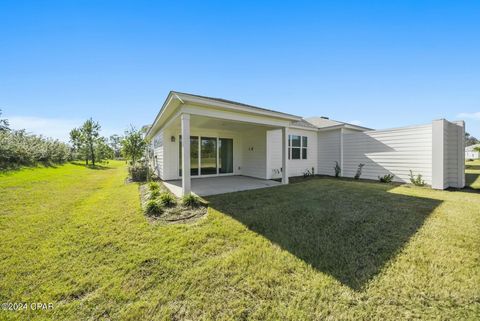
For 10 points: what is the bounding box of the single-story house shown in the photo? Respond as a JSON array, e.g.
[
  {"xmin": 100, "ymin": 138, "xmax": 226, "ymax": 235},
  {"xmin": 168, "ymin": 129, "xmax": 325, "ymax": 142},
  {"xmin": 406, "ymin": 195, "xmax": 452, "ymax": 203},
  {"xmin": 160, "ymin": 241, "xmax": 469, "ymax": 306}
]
[
  {"xmin": 465, "ymin": 144, "xmax": 480, "ymax": 160},
  {"xmin": 145, "ymin": 91, "xmax": 465, "ymax": 196}
]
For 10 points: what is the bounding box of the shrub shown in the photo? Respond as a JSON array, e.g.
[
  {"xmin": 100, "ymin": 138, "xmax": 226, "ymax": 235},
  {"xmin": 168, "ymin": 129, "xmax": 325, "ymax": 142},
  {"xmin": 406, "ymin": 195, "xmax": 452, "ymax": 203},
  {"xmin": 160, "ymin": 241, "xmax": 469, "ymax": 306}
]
[
  {"xmin": 182, "ymin": 193, "xmax": 200, "ymax": 207},
  {"xmin": 149, "ymin": 181, "xmax": 160, "ymax": 191},
  {"xmin": 144, "ymin": 199, "xmax": 163, "ymax": 216},
  {"xmin": 378, "ymin": 174, "xmax": 394, "ymax": 183},
  {"xmin": 409, "ymin": 170, "xmax": 426, "ymax": 186},
  {"xmin": 0, "ymin": 130, "xmax": 71, "ymax": 169},
  {"xmin": 149, "ymin": 189, "xmax": 160, "ymax": 200},
  {"xmin": 129, "ymin": 163, "xmax": 149, "ymax": 182},
  {"xmin": 303, "ymin": 167, "xmax": 314, "ymax": 178},
  {"xmin": 159, "ymin": 192, "xmax": 176, "ymax": 207},
  {"xmin": 354, "ymin": 163, "xmax": 365, "ymax": 180},
  {"xmin": 334, "ymin": 161, "xmax": 341, "ymax": 178}
]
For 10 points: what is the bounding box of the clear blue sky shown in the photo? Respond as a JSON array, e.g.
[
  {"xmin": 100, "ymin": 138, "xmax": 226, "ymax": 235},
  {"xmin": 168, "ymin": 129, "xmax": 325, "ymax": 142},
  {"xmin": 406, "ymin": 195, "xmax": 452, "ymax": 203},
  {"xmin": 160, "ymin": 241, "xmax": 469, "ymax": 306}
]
[{"xmin": 1, "ymin": 0, "xmax": 479, "ymax": 141}]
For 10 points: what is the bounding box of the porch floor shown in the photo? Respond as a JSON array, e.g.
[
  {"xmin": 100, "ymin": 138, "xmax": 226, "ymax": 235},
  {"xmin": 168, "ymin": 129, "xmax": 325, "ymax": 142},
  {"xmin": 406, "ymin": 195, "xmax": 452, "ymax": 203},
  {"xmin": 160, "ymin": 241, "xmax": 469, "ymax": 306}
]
[{"xmin": 163, "ymin": 176, "xmax": 282, "ymax": 197}]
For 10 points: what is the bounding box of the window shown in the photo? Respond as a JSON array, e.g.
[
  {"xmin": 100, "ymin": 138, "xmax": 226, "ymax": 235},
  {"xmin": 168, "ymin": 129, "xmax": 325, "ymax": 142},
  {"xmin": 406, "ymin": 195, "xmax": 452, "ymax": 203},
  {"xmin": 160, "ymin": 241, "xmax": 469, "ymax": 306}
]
[
  {"xmin": 288, "ymin": 135, "xmax": 308, "ymax": 160},
  {"xmin": 153, "ymin": 135, "xmax": 163, "ymax": 148}
]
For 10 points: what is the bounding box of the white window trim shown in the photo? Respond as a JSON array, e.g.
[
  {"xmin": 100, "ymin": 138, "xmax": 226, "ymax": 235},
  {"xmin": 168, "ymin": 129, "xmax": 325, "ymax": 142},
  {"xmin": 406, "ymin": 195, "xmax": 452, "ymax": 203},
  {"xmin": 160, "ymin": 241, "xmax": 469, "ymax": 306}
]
[{"xmin": 288, "ymin": 135, "xmax": 308, "ymax": 160}]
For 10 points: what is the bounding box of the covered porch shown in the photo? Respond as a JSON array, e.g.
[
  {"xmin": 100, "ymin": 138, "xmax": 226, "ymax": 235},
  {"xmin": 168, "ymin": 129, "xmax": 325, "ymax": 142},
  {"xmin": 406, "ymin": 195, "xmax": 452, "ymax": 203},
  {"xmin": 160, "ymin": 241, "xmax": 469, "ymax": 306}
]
[
  {"xmin": 163, "ymin": 175, "xmax": 282, "ymax": 197},
  {"xmin": 173, "ymin": 112, "xmax": 289, "ymax": 196},
  {"xmin": 147, "ymin": 92, "xmax": 303, "ymax": 196}
]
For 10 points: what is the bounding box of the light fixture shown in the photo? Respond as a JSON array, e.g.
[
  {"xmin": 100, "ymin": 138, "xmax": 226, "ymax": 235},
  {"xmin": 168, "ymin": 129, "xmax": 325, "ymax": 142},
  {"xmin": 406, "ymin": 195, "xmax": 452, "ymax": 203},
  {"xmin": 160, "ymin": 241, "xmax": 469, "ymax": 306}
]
[{"xmin": 171, "ymin": 136, "xmax": 175, "ymax": 142}]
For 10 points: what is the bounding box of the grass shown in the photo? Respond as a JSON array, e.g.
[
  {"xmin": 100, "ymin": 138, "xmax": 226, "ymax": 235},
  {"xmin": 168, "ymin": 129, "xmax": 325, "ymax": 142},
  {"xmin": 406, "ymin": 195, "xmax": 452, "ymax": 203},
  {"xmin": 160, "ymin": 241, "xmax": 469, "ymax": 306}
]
[
  {"xmin": 466, "ymin": 159, "xmax": 480, "ymax": 189},
  {"xmin": 0, "ymin": 161, "xmax": 479, "ymax": 320}
]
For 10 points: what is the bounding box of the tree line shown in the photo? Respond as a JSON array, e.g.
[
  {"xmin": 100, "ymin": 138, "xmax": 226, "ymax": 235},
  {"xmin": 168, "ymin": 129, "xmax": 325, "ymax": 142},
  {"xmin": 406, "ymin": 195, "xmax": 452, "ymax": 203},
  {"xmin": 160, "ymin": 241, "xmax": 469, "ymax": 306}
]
[
  {"xmin": 0, "ymin": 109, "xmax": 71, "ymax": 169},
  {"xmin": 0, "ymin": 109, "xmax": 147, "ymax": 170}
]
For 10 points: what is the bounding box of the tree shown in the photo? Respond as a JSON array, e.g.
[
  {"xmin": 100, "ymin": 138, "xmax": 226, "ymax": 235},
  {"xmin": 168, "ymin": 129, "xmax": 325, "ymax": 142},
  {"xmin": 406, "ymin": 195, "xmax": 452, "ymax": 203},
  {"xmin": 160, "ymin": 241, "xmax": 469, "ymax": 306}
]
[
  {"xmin": 0, "ymin": 109, "xmax": 9, "ymax": 132},
  {"xmin": 121, "ymin": 126, "xmax": 146, "ymax": 165},
  {"xmin": 465, "ymin": 132, "xmax": 479, "ymax": 146},
  {"xmin": 108, "ymin": 134, "xmax": 123, "ymax": 159},
  {"xmin": 96, "ymin": 137, "xmax": 114, "ymax": 162},
  {"xmin": 69, "ymin": 128, "xmax": 86, "ymax": 163},
  {"xmin": 80, "ymin": 118, "xmax": 101, "ymax": 166}
]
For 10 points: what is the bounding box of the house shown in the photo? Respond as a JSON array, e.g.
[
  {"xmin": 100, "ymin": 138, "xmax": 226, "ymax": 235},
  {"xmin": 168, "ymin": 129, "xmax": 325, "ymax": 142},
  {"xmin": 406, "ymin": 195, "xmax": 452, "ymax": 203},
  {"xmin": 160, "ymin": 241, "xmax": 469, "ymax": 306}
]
[
  {"xmin": 465, "ymin": 144, "xmax": 480, "ymax": 160},
  {"xmin": 145, "ymin": 91, "xmax": 465, "ymax": 196}
]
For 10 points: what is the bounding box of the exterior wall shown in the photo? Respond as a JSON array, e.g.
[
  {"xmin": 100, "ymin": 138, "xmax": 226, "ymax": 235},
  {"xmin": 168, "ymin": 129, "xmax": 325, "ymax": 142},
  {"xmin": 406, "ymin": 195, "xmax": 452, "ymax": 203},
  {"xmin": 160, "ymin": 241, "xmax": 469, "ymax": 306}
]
[
  {"xmin": 444, "ymin": 120, "xmax": 465, "ymax": 188},
  {"xmin": 266, "ymin": 129, "xmax": 282, "ymax": 179},
  {"xmin": 161, "ymin": 127, "xmax": 244, "ymax": 181},
  {"xmin": 342, "ymin": 124, "xmax": 433, "ymax": 184},
  {"xmin": 267, "ymin": 128, "xmax": 318, "ymax": 178},
  {"xmin": 152, "ymin": 129, "xmax": 164, "ymax": 178},
  {"xmin": 242, "ymin": 128, "xmax": 267, "ymax": 179},
  {"xmin": 317, "ymin": 129, "xmax": 341, "ymax": 176}
]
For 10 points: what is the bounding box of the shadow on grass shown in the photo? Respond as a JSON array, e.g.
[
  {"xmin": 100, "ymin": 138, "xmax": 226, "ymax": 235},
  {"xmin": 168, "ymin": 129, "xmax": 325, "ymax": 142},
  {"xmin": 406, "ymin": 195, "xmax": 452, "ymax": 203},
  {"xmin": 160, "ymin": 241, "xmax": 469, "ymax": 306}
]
[
  {"xmin": 0, "ymin": 161, "xmax": 61, "ymax": 174},
  {"xmin": 70, "ymin": 161, "xmax": 113, "ymax": 170},
  {"xmin": 206, "ymin": 178, "xmax": 441, "ymax": 291},
  {"xmin": 463, "ymin": 173, "xmax": 480, "ymax": 192},
  {"xmin": 465, "ymin": 164, "xmax": 480, "ymax": 170}
]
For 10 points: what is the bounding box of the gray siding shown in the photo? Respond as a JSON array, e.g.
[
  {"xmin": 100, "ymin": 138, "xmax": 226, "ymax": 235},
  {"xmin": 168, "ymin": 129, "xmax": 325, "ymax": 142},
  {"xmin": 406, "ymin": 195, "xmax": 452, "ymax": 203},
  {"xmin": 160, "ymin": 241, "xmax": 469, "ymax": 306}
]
[
  {"xmin": 343, "ymin": 124, "xmax": 433, "ymax": 184},
  {"xmin": 242, "ymin": 129, "xmax": 267, "ymax": 179},
  {"xmin": 317, "ymin": 129, "xmax": 341, "ymax": 176},
  {"xmin": 444, "ymin": 121, "xmax": 465, "ymax": 188},
  {"xmin": 152, "ymin": 129, "xmax": 164, "ymax": 179}
]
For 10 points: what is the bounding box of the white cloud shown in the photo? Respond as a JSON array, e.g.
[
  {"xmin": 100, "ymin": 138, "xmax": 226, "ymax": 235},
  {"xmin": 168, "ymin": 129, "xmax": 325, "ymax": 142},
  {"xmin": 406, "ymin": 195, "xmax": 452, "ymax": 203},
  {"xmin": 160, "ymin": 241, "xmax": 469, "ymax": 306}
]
[
  {"xmin": 348, "ymin": 120, "xmax": 363, "ymax": 126},
  {"xmin": 457, "ymin": 112, "xmax": 480, "ymax": 120},
  {"xmin": 8, "ymin": 116, "xmax": 82, "ymax": 142}
]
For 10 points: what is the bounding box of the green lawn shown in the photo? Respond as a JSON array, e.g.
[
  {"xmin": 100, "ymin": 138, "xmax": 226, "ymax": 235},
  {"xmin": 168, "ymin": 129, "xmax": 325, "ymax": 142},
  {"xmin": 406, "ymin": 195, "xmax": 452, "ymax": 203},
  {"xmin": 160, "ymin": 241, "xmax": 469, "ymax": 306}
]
[
  {"xmin": 466, "ymin": 159, "xmax": 480, "ymax": 189},
  {"xmin": 0, "ymin": 161, "xmax": 479, "ymax": 320}
]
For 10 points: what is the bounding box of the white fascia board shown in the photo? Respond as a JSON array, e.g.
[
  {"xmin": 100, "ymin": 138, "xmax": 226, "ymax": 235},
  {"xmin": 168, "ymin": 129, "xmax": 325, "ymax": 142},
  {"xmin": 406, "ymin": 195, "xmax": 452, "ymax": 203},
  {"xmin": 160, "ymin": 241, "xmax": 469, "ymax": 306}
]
[
  {"xmin": 289, "ymin": 125, "xmax": 319, "ymax": 132},
  {"xmin": 181, "ymin": 104, "xmax": 292, "ymax": 128},
  {"xmin": 146, "ymin": 94, "xmax": 183, "ymax": 140},
  {"xmin": 176, "ymin": 93, "xmax": 302, "ymax": 122}
]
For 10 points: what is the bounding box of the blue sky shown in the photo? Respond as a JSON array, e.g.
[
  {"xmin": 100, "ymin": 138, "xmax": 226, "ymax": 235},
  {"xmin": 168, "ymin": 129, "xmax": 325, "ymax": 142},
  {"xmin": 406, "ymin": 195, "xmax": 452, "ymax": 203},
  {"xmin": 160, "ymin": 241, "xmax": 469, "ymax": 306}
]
[{"xmin": 1, "ymin": 0, "xmax": 479, "ymax": 141}]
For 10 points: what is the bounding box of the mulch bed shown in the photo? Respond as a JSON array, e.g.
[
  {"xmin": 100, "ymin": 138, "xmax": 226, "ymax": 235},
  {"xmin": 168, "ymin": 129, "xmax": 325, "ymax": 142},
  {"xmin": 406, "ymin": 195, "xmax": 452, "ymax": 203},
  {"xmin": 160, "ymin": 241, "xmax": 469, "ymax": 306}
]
[{"xmin": 139, "ymin": 184, "xmax": 207, "ymax": 224}]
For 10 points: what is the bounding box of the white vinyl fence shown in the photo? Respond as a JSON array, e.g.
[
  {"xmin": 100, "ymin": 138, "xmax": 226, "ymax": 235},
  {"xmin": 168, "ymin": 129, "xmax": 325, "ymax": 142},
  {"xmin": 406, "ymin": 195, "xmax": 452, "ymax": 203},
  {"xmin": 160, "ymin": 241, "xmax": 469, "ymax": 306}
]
[{"xmin": 341, "ymin": 119, "xmax": 465, "ymax": 189}]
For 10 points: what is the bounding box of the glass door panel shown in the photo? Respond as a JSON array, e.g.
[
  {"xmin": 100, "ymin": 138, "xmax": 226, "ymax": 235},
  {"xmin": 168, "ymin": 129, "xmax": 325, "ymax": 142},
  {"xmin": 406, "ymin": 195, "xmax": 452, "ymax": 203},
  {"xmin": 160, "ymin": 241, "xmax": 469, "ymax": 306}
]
[
  {"xmin": 179, "ymin": 136, "xmax": 199, "ymax": 176},
  {"xmin": 219, "ymin": 138, "xmax": 233, "ymax": 173},
  {"xmin": 200, "ymin": 137, "xmax": 217, "ymax": 175}
]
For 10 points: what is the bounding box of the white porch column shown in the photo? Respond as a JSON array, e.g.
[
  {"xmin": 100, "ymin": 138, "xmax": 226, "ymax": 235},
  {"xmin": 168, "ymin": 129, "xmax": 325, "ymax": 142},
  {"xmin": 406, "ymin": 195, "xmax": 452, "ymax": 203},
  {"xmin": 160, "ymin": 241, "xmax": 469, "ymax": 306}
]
[
  {"xmin": 181, "ymin": 113, "xmax": 191, "ymax": 195},
  {"xmin": 282, "ymin": 127, "xmax": 289, "ymax": 184},
  {"xmin": 432, "ymin": 119, "xmax": 446, "ymax": 190}
]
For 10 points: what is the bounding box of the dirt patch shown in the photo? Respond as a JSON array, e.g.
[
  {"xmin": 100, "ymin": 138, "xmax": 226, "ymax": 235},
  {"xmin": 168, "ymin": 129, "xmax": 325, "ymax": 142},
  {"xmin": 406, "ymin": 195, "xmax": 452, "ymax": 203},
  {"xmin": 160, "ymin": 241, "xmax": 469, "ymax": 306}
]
[{"xmin": 139, "ymin": 184, "xmax": 207, "ymax": 224}]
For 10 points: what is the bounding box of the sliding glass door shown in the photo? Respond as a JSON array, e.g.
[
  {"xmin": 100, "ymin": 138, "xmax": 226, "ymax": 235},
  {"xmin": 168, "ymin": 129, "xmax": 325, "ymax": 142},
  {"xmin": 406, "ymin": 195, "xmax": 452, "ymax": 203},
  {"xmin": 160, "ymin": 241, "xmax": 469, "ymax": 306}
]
[
  {"xmin": 200, "ymin": 137, "xmax": 217, "ymax": 175},
  {"xmin": 219, "ymin": 138, "xmax": 233, "ymax": 174},
  {"xmin": 179, "ymin": 136, "xmax": 233, "ymax": 177},
  {"xmin": 179, "ymin": 136, "xmax": 199, "ymax": 176}
]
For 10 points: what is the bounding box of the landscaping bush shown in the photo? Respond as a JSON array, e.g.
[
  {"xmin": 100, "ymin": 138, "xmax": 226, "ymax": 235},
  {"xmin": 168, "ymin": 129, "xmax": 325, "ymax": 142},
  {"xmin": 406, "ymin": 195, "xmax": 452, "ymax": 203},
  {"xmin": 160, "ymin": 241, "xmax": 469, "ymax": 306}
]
[
  {"xmin": 149, "ymin": 181, "xmax": 160, "ymax": 191},
  {"xmin": 378, "ymin": 174, "xmax": 394, "ymax": 183},
  {"xmin": 409, "ymin": 170, "xmax": 426, "ymax": 186},
  {"xmin": 129, "ymin": 163, "xmax": 149, "ymax": 182},
  {"xmin": 354, "ymin": 163, "xmax": 365, "ymax": 180},
  {"xmin": 0, "ymin": 130, "xmax": 71, "ymax": 169},
  {"xmin": 334, "ymin": 161, "xmax": 341, "ymax": 177},
  {"xmin": 144, "ymin": 199, "xmax": 163, "ymax": 216},
  {"xmin": 182, "ymin": 193, "xmax": 200, "ymax": 207},
  {"xmin": 149, "ymin": 189, "xmax": 160, "ymax": 200},
  {"xmin": 159, "ymin": 192, "xmax": 176, "ymax": 207}
]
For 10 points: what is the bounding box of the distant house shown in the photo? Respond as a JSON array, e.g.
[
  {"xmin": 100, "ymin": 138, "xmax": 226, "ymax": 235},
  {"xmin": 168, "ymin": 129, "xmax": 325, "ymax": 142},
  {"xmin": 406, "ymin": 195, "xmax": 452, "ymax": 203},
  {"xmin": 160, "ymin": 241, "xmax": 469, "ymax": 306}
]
[
  {"xmin": 466, "ymin": 144, "xmax": 480, "ymax": 159},
  {"xmin": 146, "ymin": 91, "xmax": 465, "ymax": 195}
]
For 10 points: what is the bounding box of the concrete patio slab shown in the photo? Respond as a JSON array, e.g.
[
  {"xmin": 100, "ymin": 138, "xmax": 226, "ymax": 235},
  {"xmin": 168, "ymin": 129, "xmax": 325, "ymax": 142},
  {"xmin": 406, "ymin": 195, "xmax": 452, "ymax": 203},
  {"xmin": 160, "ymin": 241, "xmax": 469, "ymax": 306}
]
[{"xmin": 163, "ymin": 176, "xmax": 282, "ymax": 197}]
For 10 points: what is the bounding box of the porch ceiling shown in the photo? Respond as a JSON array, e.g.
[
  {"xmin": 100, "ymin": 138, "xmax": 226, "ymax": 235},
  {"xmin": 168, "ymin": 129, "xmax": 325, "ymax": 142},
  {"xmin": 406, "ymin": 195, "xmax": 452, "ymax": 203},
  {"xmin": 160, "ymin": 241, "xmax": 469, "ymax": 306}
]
[{"xmin": 167, "ymin": 114, "xmax": 281, "ymax": 132}]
